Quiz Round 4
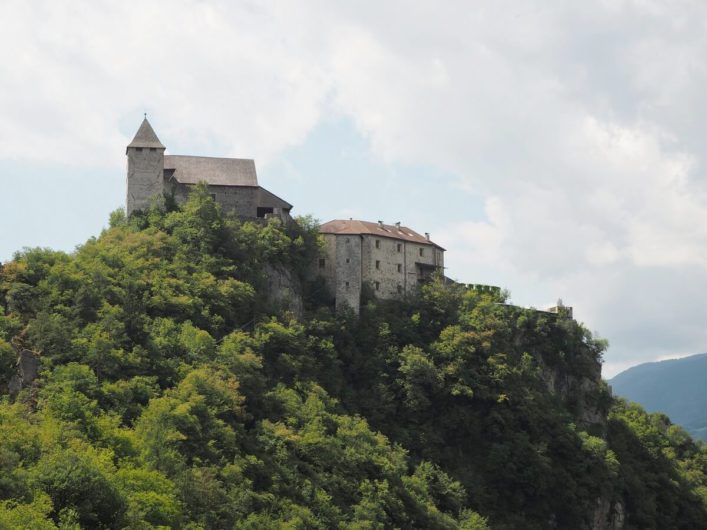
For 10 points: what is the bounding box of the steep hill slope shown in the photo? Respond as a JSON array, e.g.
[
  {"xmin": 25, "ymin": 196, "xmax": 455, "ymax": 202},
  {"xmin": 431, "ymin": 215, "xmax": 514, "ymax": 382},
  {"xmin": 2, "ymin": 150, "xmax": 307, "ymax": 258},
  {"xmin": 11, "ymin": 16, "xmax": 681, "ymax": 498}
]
[
  {"xmin": 610, "ymin": 353, "xmax": 707, "ymax": 440},
  {"xmin": 0, "ymin": 186, "xmax": 705, "ymax": 529}
]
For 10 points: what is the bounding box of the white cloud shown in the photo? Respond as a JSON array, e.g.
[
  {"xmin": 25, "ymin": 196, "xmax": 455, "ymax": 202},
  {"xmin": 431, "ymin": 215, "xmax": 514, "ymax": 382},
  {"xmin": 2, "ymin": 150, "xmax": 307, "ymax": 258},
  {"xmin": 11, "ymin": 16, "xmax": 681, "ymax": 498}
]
[{"xmin": 0, "ymin": 0, "xmax": 332, "ymax": 166}]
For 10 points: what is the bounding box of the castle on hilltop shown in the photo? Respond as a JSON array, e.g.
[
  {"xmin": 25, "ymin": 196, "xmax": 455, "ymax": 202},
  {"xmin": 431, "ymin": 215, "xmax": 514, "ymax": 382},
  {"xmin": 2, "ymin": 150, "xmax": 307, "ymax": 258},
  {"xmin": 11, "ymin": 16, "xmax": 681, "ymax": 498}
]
[
  {"xmin": 126, "ymin": 117, "xmax": 292, "ymax": 219},
  {"xmin": 125, "ymin": 119, "xmax": 466, "ymax": 313},
  {"xmin": 125, "ymin": 118, "xmax": 446, "ymax": 312}
]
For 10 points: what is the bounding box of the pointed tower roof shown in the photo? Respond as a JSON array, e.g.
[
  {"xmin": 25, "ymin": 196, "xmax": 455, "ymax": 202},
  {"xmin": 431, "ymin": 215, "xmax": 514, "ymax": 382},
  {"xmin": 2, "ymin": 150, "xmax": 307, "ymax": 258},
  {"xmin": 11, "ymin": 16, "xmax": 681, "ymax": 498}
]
[{"xmin": 127, "ymin": 117, "xmax": 165, "ymax": 151}]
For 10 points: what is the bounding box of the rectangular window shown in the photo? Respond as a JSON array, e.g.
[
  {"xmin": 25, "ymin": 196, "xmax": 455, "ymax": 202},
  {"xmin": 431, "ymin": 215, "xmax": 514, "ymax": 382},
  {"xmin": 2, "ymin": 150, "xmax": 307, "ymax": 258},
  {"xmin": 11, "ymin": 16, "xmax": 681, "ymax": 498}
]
[
  {"xmin": 210, "ymin": 193, "xmax": 216, "ymax": 201},
  {"xmin": 136, "ymin": 147, "xmax": 143, "ymax": 152},
  {"xmin": 397, "ymin": 285, "xmax": 403, "ymax": 294},
  {"xmin": 375, "ymin": 281, "xmax": 380, "ymax": 291},
  {"xmin": 345, "ymin": 281, "xmax": 349, "ymax": 289},
  {"xmin": 397, "ymin": 243, "xmax": 402, "ymax": 252},
  {"xmin": 318, "ymin": 258, "xmax": 325, "ymax": 268},
  {"xmin": 346, "ymin": 258, "xmax": 350, "ymax": 264},
  {"xmin": 419, "ymin": 248, "xmax": 424, "ymax": 257},
  {"xmin": 375, "ymin": 240, "xmax": 381, "ymax": 249},
  {"xmin": 375, "ymin": 260, "xmax": 380, "ymax": 270},
  {"xmin": 150, "ymin": 147, "xmax": 156, "ymax": 152},
  {"xmin": 397, "ymin": 264, "xmax": 402, "ymax": 273}
]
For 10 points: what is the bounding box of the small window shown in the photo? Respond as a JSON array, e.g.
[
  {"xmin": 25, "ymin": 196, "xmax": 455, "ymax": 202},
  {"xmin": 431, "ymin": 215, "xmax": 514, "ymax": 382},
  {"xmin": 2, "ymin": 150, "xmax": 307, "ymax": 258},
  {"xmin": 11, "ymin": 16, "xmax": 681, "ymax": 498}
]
[
  {"xmin": 397, "ymin": 285, "xmax": 403, "ymax": 294},
  {"xmin": 136, "ymin": 147, "xmax": 143, "ymax": 152},
  {"xmin": 346, "ymin": 258, "xmax": 350, "ymax": 264},
  {"xmin": 375, "ymin": 260, "xmax": 380, "ymax": 270},
  {"xmin": 397, "ymin": 243, "xmax": 402, "ymax": 252},
  {"xmin": 150, "ymin": 147, "xmax": 156, "ymax": 152},
  {"xmin": 397, "ymin": 264, "xmax": 402, "ymax": 273},
  {"xmin": 375, "ymin": 240, "xmax": 381, "ymax": 249},
  {"xmin": 419, "ymin": 248, "xmax": 424, "ymax": 257},
  {"xmin": 375, "ymin": 281, "xmax": 380, "ymax": 291},
  {"xmin": 345, "ymin": 281, "xmax": 350, "ymax": 289},
  {"xmin": 318, "ymin": 258, "xmax": 325, "ymax": 268},
  {"xmin": 210, "ymin": 194, "xmax": 216, "ymax": 201}
]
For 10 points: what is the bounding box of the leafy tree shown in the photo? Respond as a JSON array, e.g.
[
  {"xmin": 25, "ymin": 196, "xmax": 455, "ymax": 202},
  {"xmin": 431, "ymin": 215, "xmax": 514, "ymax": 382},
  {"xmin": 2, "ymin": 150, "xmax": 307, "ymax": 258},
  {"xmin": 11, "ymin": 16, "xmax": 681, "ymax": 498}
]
[{"xmin": 32, "ymin": 445, "xmax": 127, "ymax": 529}]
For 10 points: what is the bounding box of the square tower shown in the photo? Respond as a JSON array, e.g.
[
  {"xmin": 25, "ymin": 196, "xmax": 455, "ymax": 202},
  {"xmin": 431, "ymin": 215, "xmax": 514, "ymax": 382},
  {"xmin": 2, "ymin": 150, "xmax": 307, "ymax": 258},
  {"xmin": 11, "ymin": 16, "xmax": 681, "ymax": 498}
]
[{"xmin": 126, "ymin": 117, "xmax": 166, "ymax": 215}]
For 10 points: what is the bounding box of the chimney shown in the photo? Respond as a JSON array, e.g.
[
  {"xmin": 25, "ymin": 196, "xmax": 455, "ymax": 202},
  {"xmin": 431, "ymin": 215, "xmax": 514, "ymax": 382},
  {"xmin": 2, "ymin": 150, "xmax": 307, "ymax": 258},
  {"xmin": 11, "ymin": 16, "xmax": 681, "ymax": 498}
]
[
  {"xmin": 395, "ymin": 221, "xmax": 401, "ymax": 230},
  {"xmin": 425, "ymin": 232, "xmax": 430, "ymax": 241},
  {"xmin": 378, "ymin": 220, "xmax": 384, "ymax": 228}
]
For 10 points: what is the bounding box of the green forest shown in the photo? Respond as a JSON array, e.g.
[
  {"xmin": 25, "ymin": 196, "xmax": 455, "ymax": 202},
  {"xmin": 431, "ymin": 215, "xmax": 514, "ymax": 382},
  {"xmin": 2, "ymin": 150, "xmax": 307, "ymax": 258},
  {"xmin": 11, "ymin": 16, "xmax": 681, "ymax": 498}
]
[{"xmin": 0, "ymin": 186, "xmax": 705, "ymax": 529}]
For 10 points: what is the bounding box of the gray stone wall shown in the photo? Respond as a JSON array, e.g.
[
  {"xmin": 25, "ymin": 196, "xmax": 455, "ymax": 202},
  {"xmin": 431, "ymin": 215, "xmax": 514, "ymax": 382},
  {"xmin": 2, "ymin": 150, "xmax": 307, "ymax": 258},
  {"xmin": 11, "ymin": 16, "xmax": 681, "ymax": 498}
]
[
  {"xmin": 363, "ymin": 235, "xmax": 403, "ymax": 298},
  {"xmin": 366, "ymin": 235, "xmax": 443, "ymax": 298},
  {"xmin": 127, "ymin": 147, "xmax": 165, "ymax": 215},
  {"xmin": 210, "ymin": 185, "xmax": 259, "ymax": 216},
  {"xmin": 167, "ymin": 181, "xmax": 260, "ymax": 217},
  {"xmin": 334, "ymin": 235, "xmax": 362, "ymax": 312},
  {"xmin": 319, "ymin": 235, "xmax": 338, "ymax": 289}
]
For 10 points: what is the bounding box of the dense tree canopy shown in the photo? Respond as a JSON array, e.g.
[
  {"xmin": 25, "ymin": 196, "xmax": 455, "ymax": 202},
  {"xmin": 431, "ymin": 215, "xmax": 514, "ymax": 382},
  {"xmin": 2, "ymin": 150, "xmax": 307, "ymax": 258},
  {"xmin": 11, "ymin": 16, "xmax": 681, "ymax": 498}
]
[{"xmin": 0, "ymin": 186, "xmax": 704, "ymax": 529}]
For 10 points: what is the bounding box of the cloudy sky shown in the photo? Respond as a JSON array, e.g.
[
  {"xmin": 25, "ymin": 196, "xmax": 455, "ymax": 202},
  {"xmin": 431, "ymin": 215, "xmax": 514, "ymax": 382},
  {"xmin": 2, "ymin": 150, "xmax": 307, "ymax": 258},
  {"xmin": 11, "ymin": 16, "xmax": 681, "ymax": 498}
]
[{"xmin": 3, "ymin": 0, "xmax": 707, "ymax": 377}]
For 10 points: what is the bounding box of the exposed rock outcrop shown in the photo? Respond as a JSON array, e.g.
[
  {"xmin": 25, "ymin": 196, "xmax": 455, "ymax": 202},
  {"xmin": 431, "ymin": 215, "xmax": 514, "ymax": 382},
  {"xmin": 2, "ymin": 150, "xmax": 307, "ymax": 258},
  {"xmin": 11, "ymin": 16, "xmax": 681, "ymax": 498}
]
[
  {"xmin": 538, "ymin": 355, "xmax": 609, "ymax": 432},
  {"xmin": 8, "ymin": 349, "xmax": 40, "ymax": 397},
  {"xmin": 263, "ymin": 264, "xmax": 303, "ymax": 319},
  {"xmin": 589, "ymin": 496, "xmax": 624, "ymax": 530}
]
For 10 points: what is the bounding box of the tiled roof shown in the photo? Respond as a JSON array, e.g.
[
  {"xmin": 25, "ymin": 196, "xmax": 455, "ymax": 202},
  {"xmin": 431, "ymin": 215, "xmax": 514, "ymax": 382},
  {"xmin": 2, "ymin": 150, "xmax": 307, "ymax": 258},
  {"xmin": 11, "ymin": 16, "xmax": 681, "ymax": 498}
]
[
  {"xmin": 127, "ymin": 118, "xmax": 165, "ymax": 149},
  {"xmin": 320, "ymin": 219, "xmax": 444, "ymax": 250},
  {"xmin": 164, "ymin": 155, "xmax": 258, "ymax": 187}
]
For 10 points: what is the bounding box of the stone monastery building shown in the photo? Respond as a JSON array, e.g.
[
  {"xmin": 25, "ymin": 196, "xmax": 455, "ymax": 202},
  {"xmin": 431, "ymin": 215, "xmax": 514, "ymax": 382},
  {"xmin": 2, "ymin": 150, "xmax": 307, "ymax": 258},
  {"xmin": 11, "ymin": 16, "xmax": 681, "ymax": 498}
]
[
  {"xmin": 126, "ymin": 117, "xmax": 292, "ymax": 219},
  {"xmin": 126, "ymin": 118, "xmax": 444, "ymax": 312},
  {"xmin": 319, "ymin": 220, "xmax": 445, "ymax": 313}
]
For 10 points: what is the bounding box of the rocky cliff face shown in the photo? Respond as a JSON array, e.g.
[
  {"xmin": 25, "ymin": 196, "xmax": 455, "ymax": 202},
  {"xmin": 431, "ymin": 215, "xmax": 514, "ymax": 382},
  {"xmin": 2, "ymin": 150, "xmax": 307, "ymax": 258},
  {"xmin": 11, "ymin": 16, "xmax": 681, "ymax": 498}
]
[
  {"xmin": 589, "ymin": 496, "xmax": 625, "ymax": 530},
  {"xmin": 263, "ymin": 264, "xmax": 304, "ymax": 319},
  {"xmin": 543, "ymin": 367, "xmax": 609, "ymax": 431},
  {"xmin": 8, "ymin": 348, "xmax": 40, "ymax": 397},
  {"xmin": 536, "ymin": 330, "xmax": 625, "ymax": 530}
]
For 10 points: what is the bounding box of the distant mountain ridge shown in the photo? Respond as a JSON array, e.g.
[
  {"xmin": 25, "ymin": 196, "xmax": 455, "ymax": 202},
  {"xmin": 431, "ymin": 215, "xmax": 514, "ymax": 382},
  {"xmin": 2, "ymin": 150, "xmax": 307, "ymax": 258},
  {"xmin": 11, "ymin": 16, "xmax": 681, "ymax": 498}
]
[{"xmin": 609, "ymin": 353, "xmax": 707, "ymax": 440}]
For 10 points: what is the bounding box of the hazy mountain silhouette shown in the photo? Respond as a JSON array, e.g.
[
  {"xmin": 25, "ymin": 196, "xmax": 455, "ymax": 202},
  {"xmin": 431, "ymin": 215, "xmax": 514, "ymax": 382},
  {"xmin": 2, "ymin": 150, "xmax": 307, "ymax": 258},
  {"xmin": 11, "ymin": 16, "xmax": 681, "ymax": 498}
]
[{"xmin": 610, "ymin": 353, "xmax": 707, "ymax": 440}]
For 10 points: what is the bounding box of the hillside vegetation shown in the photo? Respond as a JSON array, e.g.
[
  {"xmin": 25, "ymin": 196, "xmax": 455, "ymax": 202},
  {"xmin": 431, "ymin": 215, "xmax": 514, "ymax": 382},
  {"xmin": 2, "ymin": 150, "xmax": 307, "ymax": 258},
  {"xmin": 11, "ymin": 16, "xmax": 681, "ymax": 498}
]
[
  {"xmin": 0, "ymin": 186, "xmax": 705, "ymax": 529},
  {"xmin": 610, "ymin": 353, "xmax": 707, "ymax": 441}
]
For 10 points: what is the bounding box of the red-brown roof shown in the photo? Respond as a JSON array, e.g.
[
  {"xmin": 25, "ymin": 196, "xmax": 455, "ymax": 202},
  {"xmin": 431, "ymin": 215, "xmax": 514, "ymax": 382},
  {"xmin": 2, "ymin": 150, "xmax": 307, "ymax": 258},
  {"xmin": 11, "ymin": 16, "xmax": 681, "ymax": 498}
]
[{"xmin": 320, "ymin": 219, "xmax": 445, "ymax": 250}]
